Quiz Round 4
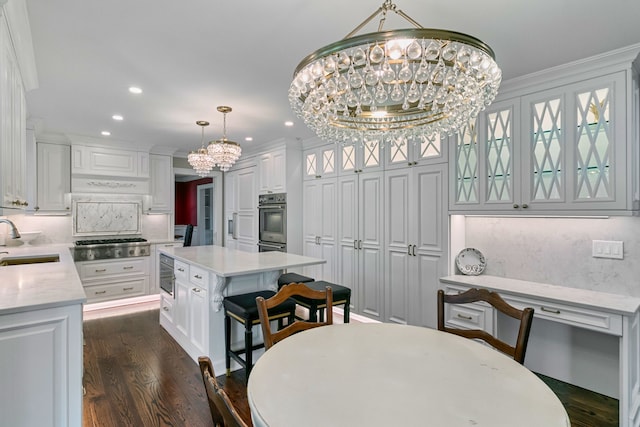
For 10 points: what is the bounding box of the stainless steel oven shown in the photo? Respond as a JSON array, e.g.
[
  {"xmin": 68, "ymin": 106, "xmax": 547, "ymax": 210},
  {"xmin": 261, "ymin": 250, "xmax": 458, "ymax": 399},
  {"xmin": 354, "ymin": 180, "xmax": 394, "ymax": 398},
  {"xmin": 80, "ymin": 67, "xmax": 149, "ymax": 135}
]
[
  {"xmin": 159, "ymin": 253, "xmax": 175, "ymax": 295},
  {"xmin": 258, "ymin": 193, "xmax": 287, "ymax": 251}
]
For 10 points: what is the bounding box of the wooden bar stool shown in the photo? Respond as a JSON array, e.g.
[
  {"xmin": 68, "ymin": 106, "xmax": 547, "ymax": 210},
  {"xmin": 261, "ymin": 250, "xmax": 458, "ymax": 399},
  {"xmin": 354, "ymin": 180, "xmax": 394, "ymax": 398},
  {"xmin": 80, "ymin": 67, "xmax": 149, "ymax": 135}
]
[
  {"xmin": 223, "ymin": 290, "xmax": 296, "ymax": 382},
  {"xmin": 290, "ymin": 280, "xmax": 351, "ymax": 323}
]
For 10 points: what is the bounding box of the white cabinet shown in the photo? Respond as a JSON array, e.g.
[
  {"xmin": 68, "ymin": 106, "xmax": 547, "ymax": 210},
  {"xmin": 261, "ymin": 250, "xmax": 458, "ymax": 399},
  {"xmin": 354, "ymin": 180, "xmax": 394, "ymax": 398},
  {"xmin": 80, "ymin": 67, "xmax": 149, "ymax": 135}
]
[
  {"xmin": 451, "ymin": 50, "xmax": 639, "ymax": 215},
  {"xmin": 258, "ymin": 148, "xmax": 286, "ymax": 194},
  {"xmin": 336, "ymin": 171, "xmax": 384, "ymax": 321},
  {"xmin": 71, "ymin": 144, "xmax": 150, "ymax": 178},
  {"xmin": 384, "ymin": 164, "xmax": 448, "ymax": 328},
  {"xmin": 303, "ymin": 145, "xmax": 337, "ymax": 180},
  {"xmin": 35, "ymin": 142, "xmax": 70, "ymax": 214},
  {"xmin": 338, "ymin": 141, "xmax": 383, "ymax": 174},
  {"xmin": 0, "ymin": 14, "xmax": 27, "ymax": 211},
  {"xmin": 224, "ymin": 165, "xmax": 258, "ymax": 252},
  {"xmin": 76, "ymin": 257, "xmax": 150, "ymax": 303},
  {"xmin": 163, "ymin": 258, "xmax": 210, "ymax": 359},
  {"xmin": 302, "ymin": 177, "xmax": 337, "ymax": 282},
  {"xmin": 0, "ymin": 304, "xmax": 83, "ymax": 427},
  {"xmin": 148, "ymin": 154, "xmax": 173, "ymax": 213},
  {"xmin": 385, "ymin": 133, "xmax": 447, "ymax": 170}
]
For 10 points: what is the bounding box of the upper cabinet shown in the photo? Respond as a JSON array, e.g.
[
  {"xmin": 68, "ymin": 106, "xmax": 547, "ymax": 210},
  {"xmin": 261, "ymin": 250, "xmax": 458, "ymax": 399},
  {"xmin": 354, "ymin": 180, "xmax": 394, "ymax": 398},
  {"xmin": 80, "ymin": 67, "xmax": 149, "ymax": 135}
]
[
  {"xmin": 450, "ymin": 47, "xmax": 640, "ymax": 215},
  {"xmin": 303, "ymin": 145, "xmax": 337, "ymax": 180},
  {"xmin": 148, "ymin": 154, "xmax": 173, "ymax": 213},
  {"xmin": 257, "ymin": 148, "xmax": 286, "ymax": 194},
  {"xmin": 71, "ymin": 144, "xmax": 150, "ymax": 178},
  {"xmin": 385, "ymin": 133, "xmax": 447, "ymax": 170},
  {"xmin": 338, "ymin": 141, "xmax": 383, "ymax": 174},
  {"xmin": 36, "ymin": 142, "xmax": 71, "ymax": 214},
  {"xmin": 0, "ymin": 13, "xmax": 27, "ymax": 210}
]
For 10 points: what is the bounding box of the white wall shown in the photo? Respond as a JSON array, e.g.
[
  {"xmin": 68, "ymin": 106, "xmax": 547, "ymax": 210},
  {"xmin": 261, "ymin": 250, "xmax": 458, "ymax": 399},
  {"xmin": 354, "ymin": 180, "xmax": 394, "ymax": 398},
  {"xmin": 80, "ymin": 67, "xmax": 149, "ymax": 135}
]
[{"xmin": 464, "ymin": 215, "xmax": 640, "ymax": 298}]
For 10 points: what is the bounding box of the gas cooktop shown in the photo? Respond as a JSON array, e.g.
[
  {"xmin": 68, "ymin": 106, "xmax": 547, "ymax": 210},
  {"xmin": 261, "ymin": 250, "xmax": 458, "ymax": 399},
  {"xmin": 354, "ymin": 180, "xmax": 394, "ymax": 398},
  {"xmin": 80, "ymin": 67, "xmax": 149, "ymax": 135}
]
[{"xmin": 72, "ymin": 237, "xmax": 150, "ymax": 261}]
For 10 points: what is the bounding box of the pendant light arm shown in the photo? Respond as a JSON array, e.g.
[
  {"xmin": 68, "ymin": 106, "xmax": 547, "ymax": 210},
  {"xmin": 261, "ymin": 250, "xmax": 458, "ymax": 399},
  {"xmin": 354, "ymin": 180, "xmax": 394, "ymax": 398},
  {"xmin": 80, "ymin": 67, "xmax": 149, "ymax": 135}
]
[{"xmin": 343, "ymin": 0, "xmax": 423, "ymax": 39}]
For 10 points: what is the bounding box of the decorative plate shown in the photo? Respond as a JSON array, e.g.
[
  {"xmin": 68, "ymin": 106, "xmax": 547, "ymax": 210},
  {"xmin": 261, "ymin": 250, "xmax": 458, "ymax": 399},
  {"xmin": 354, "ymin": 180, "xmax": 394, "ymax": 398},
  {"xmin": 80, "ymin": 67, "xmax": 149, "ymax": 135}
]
[{"xmin": 455, "ymin": 248, "xmax": 486, "ymax": 276}]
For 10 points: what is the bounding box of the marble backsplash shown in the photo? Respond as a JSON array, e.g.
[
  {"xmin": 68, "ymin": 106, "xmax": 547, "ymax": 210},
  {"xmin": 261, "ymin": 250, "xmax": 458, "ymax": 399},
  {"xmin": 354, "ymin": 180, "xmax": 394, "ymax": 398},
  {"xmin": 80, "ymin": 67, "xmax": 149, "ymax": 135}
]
[{"xmin": 463, "ymin": 216, "xmax": 640, "ymax": 298}]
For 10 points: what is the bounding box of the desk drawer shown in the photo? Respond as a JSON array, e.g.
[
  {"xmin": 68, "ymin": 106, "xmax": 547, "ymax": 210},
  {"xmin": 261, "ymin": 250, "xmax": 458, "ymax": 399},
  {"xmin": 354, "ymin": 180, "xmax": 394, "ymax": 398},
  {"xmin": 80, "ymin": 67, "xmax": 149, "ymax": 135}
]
[
  {"xmin": 189, "ymin": 265, "xmax": 209, "ymax": 288},
  {"xmin": 174, "ymin": 260, "xmax": 189, "ymax": 282},
  {"xmin": 503, "ymin": 294, "xmax": 623, "ymax": 336}
]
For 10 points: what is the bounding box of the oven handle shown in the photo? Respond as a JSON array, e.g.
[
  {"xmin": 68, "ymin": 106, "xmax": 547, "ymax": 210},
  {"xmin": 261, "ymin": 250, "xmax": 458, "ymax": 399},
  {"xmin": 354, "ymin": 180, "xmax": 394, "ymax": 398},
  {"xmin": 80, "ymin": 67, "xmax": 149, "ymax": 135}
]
[
  {"xmin": 257, "ymin": 204, "xmax": 286, "ymax": 209},
  {"xmin": 257, "ymin": 242, "xmax": 286, "ymax": 250}
]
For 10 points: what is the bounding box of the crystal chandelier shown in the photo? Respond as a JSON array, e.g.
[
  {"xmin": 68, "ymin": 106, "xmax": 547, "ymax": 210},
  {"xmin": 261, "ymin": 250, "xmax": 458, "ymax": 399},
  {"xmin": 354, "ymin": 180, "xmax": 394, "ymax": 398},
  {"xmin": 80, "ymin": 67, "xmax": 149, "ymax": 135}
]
[
  {"xmin": 208, "ymin": 106, "xmax": 242, "ymax": 172},
  {"xmin": 289, "ymin": 0, "xmax": 502, "ymax": 147},
  {"xmin": 188, "ymin": 120, "xmax": 215, "ymax": 177}
]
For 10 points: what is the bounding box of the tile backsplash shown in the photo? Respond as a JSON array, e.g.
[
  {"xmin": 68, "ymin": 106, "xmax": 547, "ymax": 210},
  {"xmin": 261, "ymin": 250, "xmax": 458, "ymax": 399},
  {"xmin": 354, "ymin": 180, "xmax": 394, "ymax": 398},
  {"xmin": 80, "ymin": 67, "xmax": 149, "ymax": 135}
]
[{"xmin": 464, "ymin": 216, "xmax": 640, "ymax": 297}]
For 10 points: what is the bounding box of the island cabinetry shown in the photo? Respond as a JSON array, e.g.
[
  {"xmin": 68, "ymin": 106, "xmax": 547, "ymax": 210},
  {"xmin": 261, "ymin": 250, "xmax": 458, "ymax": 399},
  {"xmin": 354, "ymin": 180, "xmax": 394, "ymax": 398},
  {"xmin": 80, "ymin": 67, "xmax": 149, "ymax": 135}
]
[
  {"xmin": 167, "ymin": 259, "xmax": 209, "ymax": 357},
  {"xmin": 76, "ymin": 257, "xmax": 149, "ymax": 303},
  {"xmin": 0, "ymin": 304, "xmax": 83, "ymax": 427},
  {"xmin": 450, "ymin": 47, "xmax": 640, "ymax": 215}
]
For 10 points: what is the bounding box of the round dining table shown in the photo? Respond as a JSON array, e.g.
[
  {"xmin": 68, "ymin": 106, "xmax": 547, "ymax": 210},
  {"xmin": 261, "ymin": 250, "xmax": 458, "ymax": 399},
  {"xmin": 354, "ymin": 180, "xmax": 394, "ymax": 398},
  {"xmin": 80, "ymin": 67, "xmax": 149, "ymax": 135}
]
[{"xmin": 247, "ymin": 323, "xmax": 570, "ymax": 427}]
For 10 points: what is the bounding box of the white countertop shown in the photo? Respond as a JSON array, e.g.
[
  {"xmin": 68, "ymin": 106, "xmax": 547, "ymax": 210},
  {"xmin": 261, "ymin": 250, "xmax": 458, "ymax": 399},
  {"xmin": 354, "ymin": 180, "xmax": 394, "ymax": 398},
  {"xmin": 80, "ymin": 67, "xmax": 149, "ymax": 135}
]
[
  {"xmin": 441, "ymin": 275, "xmax": 640, "ymax": 315},
  {"xmin": 0, "ymin": 244, "xmax": 86, "ymax": 315},
  {"xmin": 158, "ymin": 245, "xmax": 325, "ymax": 277}
]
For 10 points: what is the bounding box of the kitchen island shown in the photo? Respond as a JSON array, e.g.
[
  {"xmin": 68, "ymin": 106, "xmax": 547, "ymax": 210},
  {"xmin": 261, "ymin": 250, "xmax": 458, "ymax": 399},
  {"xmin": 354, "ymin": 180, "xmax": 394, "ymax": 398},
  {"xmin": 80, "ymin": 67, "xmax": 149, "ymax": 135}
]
[
  {"xmin": 0, "ymin": 244, "xmax": 86, "ymax": 427},
  {"xmin": 157, "ymin": 245, "xmax": 325, "ymax": 372}
]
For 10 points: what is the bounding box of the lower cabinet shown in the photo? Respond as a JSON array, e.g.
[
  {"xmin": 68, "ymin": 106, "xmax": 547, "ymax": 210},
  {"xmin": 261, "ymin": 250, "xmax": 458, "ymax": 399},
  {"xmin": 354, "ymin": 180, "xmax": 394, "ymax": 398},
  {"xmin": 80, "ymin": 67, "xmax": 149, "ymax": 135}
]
[
  {"xmin": 76, "ymin": 257, "xmax": 150, "ymax": 303},
  {"xmin": 0, "ymin": 304, "xmax": 83, "ymax": 427},
  {"xmin": 161, "ymin": 258, "xmax": 209, "ymax": 360}
]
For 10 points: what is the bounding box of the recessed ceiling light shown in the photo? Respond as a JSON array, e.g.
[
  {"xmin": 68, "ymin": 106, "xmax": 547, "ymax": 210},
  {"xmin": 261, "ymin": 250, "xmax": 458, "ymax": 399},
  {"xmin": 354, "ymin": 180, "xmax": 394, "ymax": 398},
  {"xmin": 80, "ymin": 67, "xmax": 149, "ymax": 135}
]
[
  {"xmin": 101, "ymin": 131, "xmax": 111, "ymax": 136},
  {"xmin": 245, "ymin": 137, "xmax": 253, "ymax": 142},
  {"xmin": 128, "ymin": 86, "xmax": 142, "ymax": 94},
  {"xmin": 112, "ymin": 114, "xmax": 124, "ymax": 121},
  {"xmin": 284, "ymin": 121, "xmax": 294, "ymax": 127}
]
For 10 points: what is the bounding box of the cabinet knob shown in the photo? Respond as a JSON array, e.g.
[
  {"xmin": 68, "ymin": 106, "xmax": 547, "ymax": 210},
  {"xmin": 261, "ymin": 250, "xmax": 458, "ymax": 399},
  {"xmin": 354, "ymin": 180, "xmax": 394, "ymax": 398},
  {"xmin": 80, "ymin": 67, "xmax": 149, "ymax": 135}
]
[
  {"xmin": 513, "ymin": 204, "xmax": 519, "ymax": 209},
  {"xmin": 522, "ymin": 203, "xmax": 529, "ymax": 209}
]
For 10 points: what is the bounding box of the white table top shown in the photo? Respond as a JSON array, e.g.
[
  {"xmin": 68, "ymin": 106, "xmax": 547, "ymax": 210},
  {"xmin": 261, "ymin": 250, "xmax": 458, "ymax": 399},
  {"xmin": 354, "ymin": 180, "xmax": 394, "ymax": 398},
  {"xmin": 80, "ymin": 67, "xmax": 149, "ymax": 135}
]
[
  {"xmin": 158, "ymin": 245, "xmax": 326, "ymax": 277},
  {"xmin": 247, "ymin": 323, "xmax": 570, "ymax": 427}
]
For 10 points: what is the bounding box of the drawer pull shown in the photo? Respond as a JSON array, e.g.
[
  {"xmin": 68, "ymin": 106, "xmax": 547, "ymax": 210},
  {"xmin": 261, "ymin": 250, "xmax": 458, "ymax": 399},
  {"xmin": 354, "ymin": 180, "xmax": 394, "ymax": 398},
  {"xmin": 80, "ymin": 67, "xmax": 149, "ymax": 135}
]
[
  {"xmin": 163, "ymin": 306, "xmax": 170, "ymax": 311},
  {"xmin": 541, "ymin": 306, "xmax": 561, "ymax": 314},
  {"xmin": 457, "ymin": 313, "xmax": 473, "ymax": 320},
  {"xmin": 177, "ymin": 268, "xmax": 185, "ymax": 272},
  {"xmin": 164, "ymin": 244, "xmax": 174, "ymax": 247},
  {"xmin": 123, "ymin": 266, "xmax": 134, "ymax": 270},
  {"xmin": 95, "ymin": 269, "xmax": 107, "ymax": 273},
  {"xmin": 94, "ymin": 290, "xmax": 107, "ymax": 295},
  {"xmin": 123, "ymin": 287, "xmax": 134, "ymax": 291},
  {"xmin": 192, "ymin": 287, "xmax": 201, "ymax": 293},
  {"xmin": 194, "ymin": 274, "xmax": 202, "ymax": 279}
]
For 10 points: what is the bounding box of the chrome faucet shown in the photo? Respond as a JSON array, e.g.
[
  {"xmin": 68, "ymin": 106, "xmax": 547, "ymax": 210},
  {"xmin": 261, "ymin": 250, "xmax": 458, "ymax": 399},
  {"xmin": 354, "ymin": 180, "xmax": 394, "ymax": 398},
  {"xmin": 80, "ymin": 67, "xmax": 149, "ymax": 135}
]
[{"xmin": 0, "ymin": 219, "xmax": 21, "ymax": 239}]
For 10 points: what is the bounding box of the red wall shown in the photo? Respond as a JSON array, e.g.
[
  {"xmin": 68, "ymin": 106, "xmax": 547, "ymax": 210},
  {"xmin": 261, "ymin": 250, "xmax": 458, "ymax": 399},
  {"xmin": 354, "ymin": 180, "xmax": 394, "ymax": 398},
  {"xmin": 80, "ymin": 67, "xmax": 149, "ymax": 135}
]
[{"xmin": 175, "ymin": 178, "xmax": 212, "ymax": 225}]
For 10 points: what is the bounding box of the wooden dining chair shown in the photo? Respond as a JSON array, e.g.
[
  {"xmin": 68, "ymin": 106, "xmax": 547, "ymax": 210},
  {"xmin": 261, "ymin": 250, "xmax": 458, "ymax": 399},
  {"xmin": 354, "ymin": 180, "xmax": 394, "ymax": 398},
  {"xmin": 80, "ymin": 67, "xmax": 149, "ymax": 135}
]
[
  {"xmin": 198, "ymin": 356, "xmax": 250, "ymax": 427},
  {"xmin": 437, "ymin": 288, "xmax": 534, "ymax": 364},
  {"xmin": 256, "ymin": 282, "xmax": 333, "ymax": 350}
]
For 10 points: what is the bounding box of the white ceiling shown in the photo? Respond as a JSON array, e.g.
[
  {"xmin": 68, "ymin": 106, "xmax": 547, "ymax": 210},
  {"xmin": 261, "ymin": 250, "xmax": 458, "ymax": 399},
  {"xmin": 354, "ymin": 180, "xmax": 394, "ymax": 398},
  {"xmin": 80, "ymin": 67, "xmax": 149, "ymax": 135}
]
[{"xmin": 24, "ymin": 0, "xmax": 640, "ymax": 156}]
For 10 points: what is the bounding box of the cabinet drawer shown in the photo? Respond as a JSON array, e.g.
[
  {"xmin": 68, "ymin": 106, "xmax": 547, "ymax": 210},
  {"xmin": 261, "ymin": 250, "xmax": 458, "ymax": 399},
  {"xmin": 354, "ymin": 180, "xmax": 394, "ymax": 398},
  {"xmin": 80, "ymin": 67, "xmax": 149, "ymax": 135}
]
[
  {"xmin": 445, "ymin": 303, "xmax": 492, "ymax": 332},
  {"xmin": 78, "ymin": 258, "xmax": 149, "ymax": 281},
  {"xmin": 174, "ymin": 260, "xmax": 189, "ymax": 282},
  {"xmin": 503, "ymin": 294, "xmax": 623, "ymax": 336},
  {"xmin": 84, "ymin": 278, "xmax": 147, "ymax": 303},
  {"xmin": 160, "ymin": 293, "xmax": 174, "ymax": 323},
  {"xmin": 189, "ymin": 265, "xmax": 209, "ymax": 288}
]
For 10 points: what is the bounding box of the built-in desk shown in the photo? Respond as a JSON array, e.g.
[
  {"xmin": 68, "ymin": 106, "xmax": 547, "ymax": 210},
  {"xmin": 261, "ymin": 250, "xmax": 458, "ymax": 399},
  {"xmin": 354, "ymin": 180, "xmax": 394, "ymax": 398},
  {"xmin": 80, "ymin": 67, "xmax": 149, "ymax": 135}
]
[{"xmin": 440, "ymin": 275, "xmax": 640, "ymax": 427}]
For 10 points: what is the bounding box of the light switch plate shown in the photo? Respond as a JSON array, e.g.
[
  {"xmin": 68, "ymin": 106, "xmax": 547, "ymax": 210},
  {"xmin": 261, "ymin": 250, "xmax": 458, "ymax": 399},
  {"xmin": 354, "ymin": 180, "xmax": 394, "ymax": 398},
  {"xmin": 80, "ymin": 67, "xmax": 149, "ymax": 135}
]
[{"xmin": 592, "ymin": 240, "xmax": 624, "ymax": 259}]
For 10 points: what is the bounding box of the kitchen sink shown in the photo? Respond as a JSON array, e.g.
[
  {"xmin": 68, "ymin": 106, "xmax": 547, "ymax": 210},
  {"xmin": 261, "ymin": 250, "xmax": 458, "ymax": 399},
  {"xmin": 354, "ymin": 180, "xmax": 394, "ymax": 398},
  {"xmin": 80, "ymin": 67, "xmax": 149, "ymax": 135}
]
[{"xmin": 0, "ymin": 254, "xmax": 60, "ymax": 266}]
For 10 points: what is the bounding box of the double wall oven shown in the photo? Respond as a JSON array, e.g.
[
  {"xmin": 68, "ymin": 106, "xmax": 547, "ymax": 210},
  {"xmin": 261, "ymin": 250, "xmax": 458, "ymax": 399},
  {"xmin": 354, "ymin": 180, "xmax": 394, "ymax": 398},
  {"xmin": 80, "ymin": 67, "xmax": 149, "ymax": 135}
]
[{"xmin": 257, "ymin": 193, "xmax": 287, "ymax": 252}]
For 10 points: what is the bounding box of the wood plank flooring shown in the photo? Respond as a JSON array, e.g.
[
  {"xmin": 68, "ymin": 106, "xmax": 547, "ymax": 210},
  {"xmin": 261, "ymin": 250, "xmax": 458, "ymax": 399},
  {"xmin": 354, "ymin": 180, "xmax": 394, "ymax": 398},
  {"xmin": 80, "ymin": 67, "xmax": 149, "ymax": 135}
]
[{"xmin": 83, "ymin": 308, "xmax": 619, "ymax": 427}]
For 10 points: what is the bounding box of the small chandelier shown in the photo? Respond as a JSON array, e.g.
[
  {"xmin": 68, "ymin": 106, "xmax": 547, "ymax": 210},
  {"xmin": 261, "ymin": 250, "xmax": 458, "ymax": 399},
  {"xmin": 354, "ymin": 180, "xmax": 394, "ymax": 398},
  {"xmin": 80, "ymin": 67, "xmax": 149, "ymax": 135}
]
[
  {"xmin": 208, "ymin": 106, "xmax": 242, "ymax": 172},
  {"xmin": 289, "ymin": 0, "xmax": 502, "ymax": 146},
  {"xmin": 188, "ymin": 120, "xmax": 215, "ymax": 177}
]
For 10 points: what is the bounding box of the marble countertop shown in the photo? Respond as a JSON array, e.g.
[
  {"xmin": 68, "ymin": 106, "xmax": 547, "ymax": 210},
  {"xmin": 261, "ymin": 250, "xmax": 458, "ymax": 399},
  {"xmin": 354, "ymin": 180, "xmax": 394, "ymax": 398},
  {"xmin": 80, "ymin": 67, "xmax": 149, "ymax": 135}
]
[
  {"xmin": 441, "ymin": 275, "xmax": 640, "ymax": 315},
  {"xmin": 0, "ymin": 244, "xmax": 86, "ymax": 315},
  {"xmin": 158, "ymin": 245, "xmax": 326, "ymax": 277}
]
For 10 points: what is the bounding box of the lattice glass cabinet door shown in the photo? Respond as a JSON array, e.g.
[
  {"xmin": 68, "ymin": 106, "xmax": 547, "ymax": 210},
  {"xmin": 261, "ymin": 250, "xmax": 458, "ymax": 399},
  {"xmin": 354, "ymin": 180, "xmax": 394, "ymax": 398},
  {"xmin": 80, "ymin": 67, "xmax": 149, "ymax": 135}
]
[{"xmin": 452, "ymin": 119, "xmax": 479, "ymax": 205}]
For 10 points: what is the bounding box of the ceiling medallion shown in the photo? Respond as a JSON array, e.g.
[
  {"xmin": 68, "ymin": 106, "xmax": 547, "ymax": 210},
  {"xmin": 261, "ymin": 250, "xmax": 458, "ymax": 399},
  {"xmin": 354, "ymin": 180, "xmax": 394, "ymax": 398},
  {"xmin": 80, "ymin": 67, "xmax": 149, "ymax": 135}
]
[{"xmin": 289, "ymin": 0, "xmax": 501, "ymax": 147}]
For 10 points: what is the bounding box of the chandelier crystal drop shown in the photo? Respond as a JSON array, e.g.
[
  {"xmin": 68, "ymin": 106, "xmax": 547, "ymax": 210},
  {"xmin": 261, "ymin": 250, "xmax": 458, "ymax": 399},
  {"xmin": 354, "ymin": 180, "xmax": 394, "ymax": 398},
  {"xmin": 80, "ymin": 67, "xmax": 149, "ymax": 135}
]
[
  {"xmin": 188, "ymin": 121, "xmax": 215, "ymax": 177},
  {"xmin": 289, "ymin": 0, "xmax": 502, "ymax": 147},
  {"xmin": 207, "ymin": 106, "xmax": 242, "ymax": 172}
]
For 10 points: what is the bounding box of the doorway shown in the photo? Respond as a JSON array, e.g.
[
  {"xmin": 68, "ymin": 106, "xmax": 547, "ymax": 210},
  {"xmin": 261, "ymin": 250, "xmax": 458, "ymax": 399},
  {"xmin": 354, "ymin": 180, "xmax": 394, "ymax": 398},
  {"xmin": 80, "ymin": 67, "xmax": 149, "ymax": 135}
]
[{"xmin": 197, "ymin": 183, "xmax": 214, "ymax": 245}]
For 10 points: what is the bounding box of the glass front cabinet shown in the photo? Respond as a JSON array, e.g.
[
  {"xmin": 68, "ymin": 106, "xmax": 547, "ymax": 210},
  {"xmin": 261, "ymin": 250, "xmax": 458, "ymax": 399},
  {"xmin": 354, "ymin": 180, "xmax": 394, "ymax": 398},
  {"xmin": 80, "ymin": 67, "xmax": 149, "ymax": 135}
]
[{"xmin": 450, "ymin": 68, "xmax": 637, "ymax": 215}]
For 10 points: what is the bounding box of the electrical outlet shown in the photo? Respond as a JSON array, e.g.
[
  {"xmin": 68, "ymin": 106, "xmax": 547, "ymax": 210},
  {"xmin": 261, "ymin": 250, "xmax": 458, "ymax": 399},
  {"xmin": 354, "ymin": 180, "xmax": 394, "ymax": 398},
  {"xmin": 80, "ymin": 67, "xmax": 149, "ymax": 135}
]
[{"xmin": 592, "ymin": 240, "xmax": 624, "ymax": 259}]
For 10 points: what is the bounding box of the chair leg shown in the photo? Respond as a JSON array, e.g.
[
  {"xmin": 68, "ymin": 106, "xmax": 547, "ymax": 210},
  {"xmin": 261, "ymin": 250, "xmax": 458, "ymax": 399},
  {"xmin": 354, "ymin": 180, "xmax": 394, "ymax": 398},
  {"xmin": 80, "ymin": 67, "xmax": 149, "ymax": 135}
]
[
  {"xmin": 343, "ymin": 299, "xmax": 351, "ymax": 323},
  {"xmin": 309, "ymin": 302, "xmax": 319, "ymax": 322},
  {"xmin": 224, "ymin": 314, "xmax": 231, "ymax": 376},
  {"xmin": 244, "ymin": 321, "xmax": 253, "ymax": 382}
]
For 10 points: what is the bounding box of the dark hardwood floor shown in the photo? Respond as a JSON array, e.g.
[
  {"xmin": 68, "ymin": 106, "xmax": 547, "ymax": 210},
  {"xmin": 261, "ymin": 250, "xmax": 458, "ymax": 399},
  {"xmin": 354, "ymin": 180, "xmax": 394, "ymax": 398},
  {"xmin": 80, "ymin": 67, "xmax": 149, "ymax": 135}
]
[{"xmin": 83, "ymin": 308, "xmax": 618, "ymax": 427}]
